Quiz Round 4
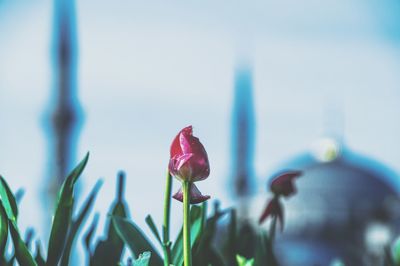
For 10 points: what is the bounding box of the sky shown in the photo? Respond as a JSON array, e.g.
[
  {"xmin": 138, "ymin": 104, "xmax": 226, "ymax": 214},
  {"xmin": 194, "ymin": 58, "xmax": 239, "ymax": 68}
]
[{"xmin": 1, "ymin": 0, "xmax": 400, "ymax": 260}]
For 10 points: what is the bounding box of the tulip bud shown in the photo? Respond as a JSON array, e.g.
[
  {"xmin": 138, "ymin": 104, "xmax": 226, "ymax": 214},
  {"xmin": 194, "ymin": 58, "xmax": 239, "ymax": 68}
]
[{"xmin": 169, "ymin": 126, "xmax": 210, "ymax": 183}]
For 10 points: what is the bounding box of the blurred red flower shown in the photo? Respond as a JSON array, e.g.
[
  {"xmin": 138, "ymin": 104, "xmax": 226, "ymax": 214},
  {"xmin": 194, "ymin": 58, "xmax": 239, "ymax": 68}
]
[
  {"xmin": 270, "ymin": 170, "xmax": 302, "ymax": 197},
  {"xmin": 258, "ymin": 197, "xmax": 283, "ymax": 229}
]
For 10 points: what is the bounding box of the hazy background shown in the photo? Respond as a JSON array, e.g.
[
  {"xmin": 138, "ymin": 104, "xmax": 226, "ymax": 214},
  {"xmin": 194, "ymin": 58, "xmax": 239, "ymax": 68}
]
[{"xmin": 1, "ymin": 0, "xmax": 400, "ymax": 259}]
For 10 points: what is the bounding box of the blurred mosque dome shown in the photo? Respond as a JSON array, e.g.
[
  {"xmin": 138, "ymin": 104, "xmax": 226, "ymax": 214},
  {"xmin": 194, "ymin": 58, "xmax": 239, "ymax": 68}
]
[
  {"xmin": 229, "ymin": 64, "xmax": 400, "ymax": 265},
  {"xmin": 271, "ymin": 138, "xmax": 400, "ymax": 265}
]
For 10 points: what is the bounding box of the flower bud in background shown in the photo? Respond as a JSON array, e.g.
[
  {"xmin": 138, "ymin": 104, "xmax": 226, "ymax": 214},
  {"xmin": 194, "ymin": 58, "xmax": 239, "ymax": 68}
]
[
  {"xmin": 259, "ymin": 170, "xmax": 302, "ymax": 230},
  {"xmin": 270, "ymin": 170, "xmax": 302, "ymax": 197},
  {"xmin": 169, "ymin": 126, "xmax": 210, "ymax": 204}
]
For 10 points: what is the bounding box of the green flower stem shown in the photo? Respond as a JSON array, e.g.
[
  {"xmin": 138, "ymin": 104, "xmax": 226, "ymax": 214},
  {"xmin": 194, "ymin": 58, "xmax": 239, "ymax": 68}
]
[
  {"xmin": 269, "ymin": 195, "xmax": 279, "ymax": 243},
  {"xmin": 162, "ymin": 171, "xmax": 172, "ymax": 266},
  {"xmin": 183, "ymin": 181, "xmax": 192, "ymax": 266},
  {"xmin": 269, "ymin": 215, "xmax": 277, "ymax": 242}
]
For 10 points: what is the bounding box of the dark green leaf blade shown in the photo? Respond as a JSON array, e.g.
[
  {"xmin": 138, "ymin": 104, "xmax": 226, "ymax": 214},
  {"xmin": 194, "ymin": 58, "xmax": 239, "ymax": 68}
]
[
  {"xmin": 91, "ymin": 172, "xmax": 128, "ymax": 266},
  {"xmin": 254, "ymin": 231, "xmax": 277, "ymax": 266},
  {"xmin": 35, "ymin": 241, "xmax": 46, "ymax": 266},
  {"xmin": 8, "ymin": 221, "xmax": 37, "ymax": 266},
  {"xmin": 46, "ymin": 152, "xmax": 90, "ymax": 265},
  {"xmin": 171, "ymin": 205, "xmax": 204, "ymax": 266},
  {"xmin": 192, "ymin": 202, "xmax": 228, "ymax": 266},
  {"xmin": 0, "ymin": 179, "xmax": 36, "ymax": 266},
  {"xmin": 60, "ymin": 179, "xmax": 103, "ymax": 266},
  {"xmin": 83, "ymin": 213, "xmax": 99, "ymax": 263},
  {"xmin": 112, "ymin": 216, "xmax": 163, "ymax": 266},
  {"xmin": 145, "ymin": 215, "xmax": 162, "ymax": 245},
  {"xmin": 0, "ymin": 176, "xmax": 19, "ymax": 222},
  {"xmin": 0, "ymin": 201, "xmax": 8, "ymax": 257}
]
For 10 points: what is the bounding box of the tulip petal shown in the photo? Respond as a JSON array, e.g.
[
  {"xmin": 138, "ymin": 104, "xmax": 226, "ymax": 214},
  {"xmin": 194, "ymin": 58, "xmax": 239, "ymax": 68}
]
[
  {"xmin": 258, "ymin": 197, "xmax": 284, "ymax": 228},
  {"xmin": 259, "ymin": 198, "xmax": 277, "ymax": 224},
  {"xmin": 172, "ymin": 184, "xmax": 210, "ymax": 204},
  {"xmin": 168, "ymin": 126, "xmax": 210, "ymax": 182},
  {"xmin": 270, "ymin": 170, "xmax": 302, "ymax": 197},
  {"xmin": 170, "ymin": 126, "xmax": 192, "ymax": 158}
]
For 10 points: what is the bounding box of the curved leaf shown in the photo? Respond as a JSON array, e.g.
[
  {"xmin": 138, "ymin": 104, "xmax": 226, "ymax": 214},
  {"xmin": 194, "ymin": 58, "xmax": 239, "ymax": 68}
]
[
  {"xmin": 91, "ymin": 172, "xmax": 128, "ymax": 266},
  {"xmin": 112, "ymin": 216, "xmax": 163, "ymax": 266},
  {"xmin": 60, "ymin": 179, "xmax": 103, "ymax": 266},
  {"xmin": 171, "ymin": 205, "xmax": 204, "ymax": 266},
  {"xmin": 145, "ymin": 215, "xmax": 162, "ymax": 245},
  {"xmin": 0, "ymin": 179, "xmax": 36, "ymax": 266},
  {"xmin": 35, "ymin": 241, "xmax": 46, "ymax": 266},
  {"xmin": 83, "ymin": 213, "xmax": 99, "ymax": 263},
  {"xmin": 0, "ymin": 201, "xmax": 8, "ymax": 256},
  {"xmin": 0, "ymin": 176, "xmax": 19, "ymax": 222},
  {"xmin": 46, "ymin": 152, "xmax": 89, "ymax": 265}
]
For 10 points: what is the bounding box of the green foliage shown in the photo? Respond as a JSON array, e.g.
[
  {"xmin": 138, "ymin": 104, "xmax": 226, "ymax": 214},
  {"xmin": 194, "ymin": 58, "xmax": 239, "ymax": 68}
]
[
  {"xmin": 112, "ymin": 216, "xmax": 163, "ymax": 266},
  {"xmin": 60, "ymin": 179, "xmax": 103, "ymax": 266},
  {"xmin": 47, "ymin": 152, "xmax": 90, "ymax": 265},
  {"xmin": 91, "ymin": 171, "xmax": 128, "ymax": 266},
  {"xmin": 0, "ymin": 153, "xmax": 317, "ymax": 266},
  {"xmin": 171, "ymin": 205, "xmax": 204, "ymax": 266},
  {"xmin": 133, "ymin": 252, "xmax": 152, "ymax": 266},
  {"xmin": 236, "ymin": 255, "xmax": 254, "ymax": 266}
]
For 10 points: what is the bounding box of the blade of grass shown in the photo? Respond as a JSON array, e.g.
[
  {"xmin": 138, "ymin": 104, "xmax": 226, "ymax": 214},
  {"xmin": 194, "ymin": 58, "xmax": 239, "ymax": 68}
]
[
  {"xmin": 60, "ymin": 179, "xmax": 103, "ymax": 266},
  {"xmin": 46, "ymin": 152, "xmax": 89, "ymax": 265},
  {"xmin": 0, "ymin": 176, "xmax": 19, "ymax": 222},
  {"xmin": 145, "ymin": 215, "xmax": 162, "ymax": 245},
  {"xmin": 0, "ymin": 179, "xmax": 36, "ymax": 266},
  {"xmin": 112, "ymin": 216, "xmax": 163, "ymax": 266},
  {"xmin": 171, "ymin": 205, "xmax": 204, "ymax": 266},
  {"xmin": 83, "ymin": 213, "xmax": 99, "ymax": 263},
  {"xmin": 35, "ymin": 241, "xmax": 46, "ymax": 266},
  {"xmin": 0, "ymin": 201, "xmax": 8, "ymax": 257},
  {"xmin": 91, "ymin": 172, "xmax": 128, "ymax": 266}
]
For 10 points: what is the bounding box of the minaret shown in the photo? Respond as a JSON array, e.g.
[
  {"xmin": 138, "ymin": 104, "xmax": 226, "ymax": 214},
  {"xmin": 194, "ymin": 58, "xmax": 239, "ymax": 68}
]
[
  {"xmin": 44, "ymin": 0, "xmax": 82, "ymax": 203},
  {"xmin": 230, "ymin": 64, "xmax": 256, "ymax": 216}
]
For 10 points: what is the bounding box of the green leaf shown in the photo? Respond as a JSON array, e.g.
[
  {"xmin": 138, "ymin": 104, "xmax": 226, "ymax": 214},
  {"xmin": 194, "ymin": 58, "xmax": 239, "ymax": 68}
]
[
  {"xmin": 0, "ymin": 179, "xmax": 36, "ymax": 266},
  {"xmin": 91, "ymin": 172, "xmax": 128, "ymax": 266},
  {"xmin": 15, "ymin": 188, "xmax": 25, "ymax": 204},
  {"xmin": 60, "ymin": 179, "xmax": 103, "ymax": 266},
  {"xmin": 83, "ymin": 213, "xmax": 99, "ymax": 262},
  {"xmin": 112, "ymin": 216, "xmax": 163, "ymax": 266},
  {"xmin": 171, "ymin": 205, "xmax": 204, "ymax": 266},
  {"xmin": 35, "ymin": 241, "xmax": 46, "ymax": 266},
  {"xmin": 254, "ymin": 231, "xmax": 277, "ymax": 266},
  {"xmin": 0, "ymin": 200, "xmax": 8, "ymax": 256},
  {"xmin": 192, "ymin": 202, "xmax": 227, "ymax": 266},
  {"xmin": 222, "ymin": 209, "xmax": 237, "ymax": 266},
  {"xmin": 24, "ymin": 228, "xmax": 35, "ymax": 249},
  {"xmin": 236, "ymin": 255, "xmax": 254, "ymax": 266},
  {"xmin": 145, "ymin": 215, "xmax": 162, "ymax": 245},
  {"xmin": 0, "ymin": 176, "xmax": 19, "ymax": 222},
  {"xmin": 392, "ymin": 237, "xmax": 400, "ymax": 265},
  {"xmin": 46, "ymin": 152, "xmax": 90, "ymax": 265},
  {"xmin": 133, "ymin": 252, "xmax": 151, "ymax": 266},
  {"xmin": 7, "ymin": 217, "xmax": 37, "ymax": 266}
]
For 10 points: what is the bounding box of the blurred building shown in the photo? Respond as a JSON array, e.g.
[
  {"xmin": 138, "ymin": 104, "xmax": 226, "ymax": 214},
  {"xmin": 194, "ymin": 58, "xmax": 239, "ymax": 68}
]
[
  {"xmin": 274, "ymin": 139, "xmax": 400, "ymax": 265},
  {"xmin": 230, "ymin": 65, "xmax": 400, "ymax": 265}
]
